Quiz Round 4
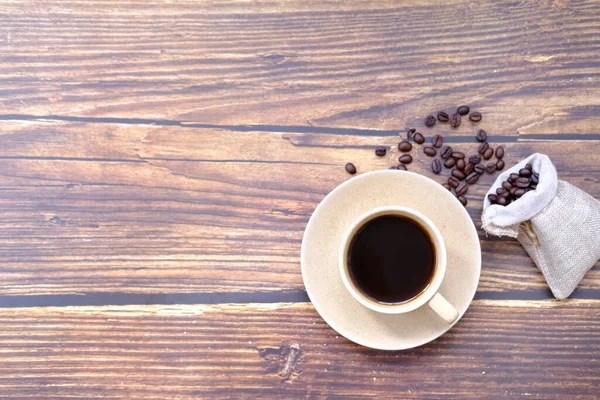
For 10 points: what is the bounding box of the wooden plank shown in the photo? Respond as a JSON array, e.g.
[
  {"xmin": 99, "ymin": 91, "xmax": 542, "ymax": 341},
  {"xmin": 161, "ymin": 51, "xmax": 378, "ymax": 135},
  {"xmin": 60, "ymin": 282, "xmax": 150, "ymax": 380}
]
[
  {"xmin": 0, "ymin": 1, "xmax": 599, "ymax": 134},
  {"xmin": 0, "ymin": 301, "xmax": 597, "ymax": 399}
]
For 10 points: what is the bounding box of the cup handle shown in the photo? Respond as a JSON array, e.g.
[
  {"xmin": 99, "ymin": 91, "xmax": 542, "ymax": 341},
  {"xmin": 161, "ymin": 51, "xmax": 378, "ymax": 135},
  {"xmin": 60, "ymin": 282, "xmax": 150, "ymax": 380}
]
[{"xmin": 428, "ymin": 293, "xmax": 458, "ymax": 324}]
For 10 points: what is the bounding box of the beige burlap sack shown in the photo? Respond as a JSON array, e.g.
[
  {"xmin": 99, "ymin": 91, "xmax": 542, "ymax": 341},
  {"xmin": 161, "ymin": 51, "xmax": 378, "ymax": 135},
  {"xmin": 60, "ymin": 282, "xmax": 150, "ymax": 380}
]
[{"xmin": 482, "ymin": 154, "xmax": 600, "ymax": 299}]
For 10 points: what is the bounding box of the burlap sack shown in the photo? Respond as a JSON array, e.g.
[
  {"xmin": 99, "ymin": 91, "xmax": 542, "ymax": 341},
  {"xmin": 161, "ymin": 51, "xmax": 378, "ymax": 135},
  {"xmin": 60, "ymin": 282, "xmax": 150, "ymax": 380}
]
[{"xmin": 482, "ymin": 153, "xmax": 600, "ymax": 299}]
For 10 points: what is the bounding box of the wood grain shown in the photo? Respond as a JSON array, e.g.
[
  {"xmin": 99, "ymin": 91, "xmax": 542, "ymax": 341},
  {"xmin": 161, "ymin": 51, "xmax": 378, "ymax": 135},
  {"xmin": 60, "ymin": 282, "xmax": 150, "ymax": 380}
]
[{"xmin": 0, "ymin": 301, "xmax": 598, "ymax": 399}]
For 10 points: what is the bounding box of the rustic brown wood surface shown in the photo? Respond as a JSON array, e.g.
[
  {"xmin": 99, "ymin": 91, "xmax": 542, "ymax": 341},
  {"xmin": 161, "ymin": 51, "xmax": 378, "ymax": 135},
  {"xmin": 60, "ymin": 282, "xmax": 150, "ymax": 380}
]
[{"xmin": 0, "ymin": 0, "xmax": 598, "ymax": 398}]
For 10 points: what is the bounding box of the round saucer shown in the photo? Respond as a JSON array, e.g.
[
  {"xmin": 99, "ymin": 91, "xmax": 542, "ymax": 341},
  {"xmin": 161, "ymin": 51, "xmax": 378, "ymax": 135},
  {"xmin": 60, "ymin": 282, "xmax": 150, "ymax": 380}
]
[{"xmin": 301, "ymin": 170, "xmax": 481, "ymax": 350}]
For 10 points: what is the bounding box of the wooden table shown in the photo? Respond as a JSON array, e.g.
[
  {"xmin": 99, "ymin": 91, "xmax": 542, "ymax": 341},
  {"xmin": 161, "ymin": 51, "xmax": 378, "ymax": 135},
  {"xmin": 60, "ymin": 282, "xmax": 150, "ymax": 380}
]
[{"xmin": 1, "ymin": 1, "xmax": 599, "ymax": 398}]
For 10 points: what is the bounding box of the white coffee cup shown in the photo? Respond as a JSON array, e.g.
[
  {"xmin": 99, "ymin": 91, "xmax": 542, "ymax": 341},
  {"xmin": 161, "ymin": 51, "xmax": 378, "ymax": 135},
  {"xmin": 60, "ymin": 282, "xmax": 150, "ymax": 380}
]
[{"xmin": 338, "ymin": 205, "xmax": 458, "ymax": 323}]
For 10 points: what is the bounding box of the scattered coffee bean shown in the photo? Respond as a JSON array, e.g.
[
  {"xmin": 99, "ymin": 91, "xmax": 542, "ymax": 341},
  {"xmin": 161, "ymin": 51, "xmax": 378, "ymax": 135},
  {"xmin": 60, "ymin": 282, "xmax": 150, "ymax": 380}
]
[
  {"xmin": 519, "ymin": 168, "xmax": 532, "ymax": 177},
  {"xmin": 488, "ymin": 194, "xmax": 498, "ymax": 203},
  {"xmin": 464, "ymin": 163, "xmax": 474, "ymax": 175},
  {"xmin": 457, "ymin": 105, "xmax": 470, "ymax": 116},
  {"xmin": 398, "ymin": 141, "xmax": 412, "ymax": 152},
  {"xmin": 497, "ymin": 196, "xmax": 508, "ymax": 206},
  {"xmin": 496, "ymin": 187, "xmax": 508, "ymax": 196},
  {"xmin": 414, "ymin": 132, "xmax": 425, "ymax": 144},
  {"xmin": 496, "ymin": 159, "xmax": 505, "ymax": 170},
  {"xmin": 456, "ymin": 182, "xmax": 468, "ymax": 196},
  {"xmin": 478, "ymin": 142, "xmax": 489, "ymax": 154},
  {"xmin": 440, "ymin": 146, "xmax": 453, "ymax": 159},
  {"xmin": 486, "ymin": 162, "xmax": 497, "ymax": 173},
  {"xmin": 525, "ymin": 163, "xmax": 533, "ymax": 171},
  {"xmin": 432, "ymin": 134, "xmax": 444, "ymax": 148},
  {"xmin": 516, "ymin": 177, "xmax": 531, "ymax": 188},
  {"xmin": 531, "ymin": 173, "xmax": 539, "ymax": 184},
  {"xmin": 444, "ymin": 158, "xmax": 456, "ymax": 168},
  {"xmin": 423, "ymin": 146, "xmax": 437, "ymax": 156},
  {"xmin": 509, "ymin": 173, "xmax": 520, "ymax": 182},
  {"xmin": 432, "ymin": 159, "xmax": 442, "ymax": 174},
  {"xmin": 399, "ymin": 154, "xmax": 413, "ymax": 164},
  {"xmin": 483, "ymin": 147, "xmax": 494, "ymax": 160},
  {"xmin": 452, "ymin": 169, "xmax": 466, "ymax": 180},
  {"xmin": 449, "ymin": 113, "xmax": 461, "ymax": 128},
  {"xmin": 448, "ymin": 176, "xmax": 460, "ymax": 188},
  {"xmin": 375, "ymin": 146, "xmax": 387, "ymax": 157},
  {"xmin": 514, "ymin": 188, "xmax": 526, "ymax": 198},
  {"xmin": 425, "ymin": 115, "xmax": 436, "ymax": 127},
  {"xmin": 452, "ymin": 151, "xmax": 465, "ymax": 159},
  {"xmin": 495, "ymin": 146, "xmax": 505, "ymax": 159},
  {"xmin": 469, "ymin": 111, "xmax": 482, "ymax": 122},
  {"xmin": 474, "ymin": 163, "xmax": 485, "ymax": 174},
  {"xmin": 457, "ymin": 196, "xmax": 468, "ymax": 206},
  {"xmin": 397, "ymin": 164, "xmax": 408, "ymax": 171},
  {"xmin": 345, "ymin": 163, "xmax": 357, "ymax": 174},
  {"xmin": 437, "ymin": 111, "xmax": 450, "ymax": 122},
  {"xmin": 466, "ymin": 172, "xmax": 479, "ymax": 184},
  {"xmin": 476, "ymin": 129, "xmax": 488, "ymax": 142},
  {"xmin": 502, "ymin": 181, "xmax": 512, "ymax": 190},
  {"xmin": 469, "ymin": 155, "xmax": 482, "ymax": 165},
  {"xmin": 407, "ymin": 128, "xmax": 416, "ymax": 139},
  {"xmin": 456, "ymin": 159, "xmax": 466, "ymax": 170}
]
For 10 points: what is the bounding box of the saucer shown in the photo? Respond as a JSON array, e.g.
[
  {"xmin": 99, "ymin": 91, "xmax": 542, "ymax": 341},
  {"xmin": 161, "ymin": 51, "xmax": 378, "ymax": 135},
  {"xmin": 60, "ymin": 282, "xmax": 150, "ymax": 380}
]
[{"xmin": 301, "ymin": 170, "xmax": 481, "ymax": 350}]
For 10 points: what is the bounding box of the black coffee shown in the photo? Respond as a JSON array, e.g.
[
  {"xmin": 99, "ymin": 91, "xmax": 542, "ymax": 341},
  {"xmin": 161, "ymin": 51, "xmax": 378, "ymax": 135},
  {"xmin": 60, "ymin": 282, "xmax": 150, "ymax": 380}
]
[{"xmin": 347, "ymin": 215, "xmax": 436, "ymax": 304}]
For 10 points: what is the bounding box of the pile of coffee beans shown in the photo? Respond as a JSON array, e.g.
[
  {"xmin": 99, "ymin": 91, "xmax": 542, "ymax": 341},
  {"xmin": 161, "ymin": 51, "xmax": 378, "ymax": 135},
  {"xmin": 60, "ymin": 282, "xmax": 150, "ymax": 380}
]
[{"xmin": 488, "ymin": 163, "xmax": 538, "ymax": 206}]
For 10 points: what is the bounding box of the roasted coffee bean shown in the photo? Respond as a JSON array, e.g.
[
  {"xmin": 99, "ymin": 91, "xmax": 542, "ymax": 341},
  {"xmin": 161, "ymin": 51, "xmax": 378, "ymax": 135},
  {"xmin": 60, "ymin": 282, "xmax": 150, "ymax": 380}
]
[
  {"xmin": 448, "ymin": 176, "xmax": 460, "ymax": 188},
  {"xmin": 466, "ymin": 172, "xmax": 479, "ymax": 184},
  {"xmin": 397, "ymin": 164, "xmax": 407, "ymax": 171},
  {"xmin": 531, "ymin": 173, "xmax": 539, "ymax": 184},
  {"xmin": 469, "ymin": 155, "xmax": 482, "ymax": 164},
  {"xmin": 516, "ymin": 177, "xmax": 531, "ymax": 188},
  {"xmin": 457, "ymin": 196, "xmax": 468, "ymax": 206},
  {"xmin": 525, "ymin": 163, "xmax": 533, "ymax": 171},
  {"xmin": 474, "ymin": 163, "xmax": 485, "ymax": 174},
  {"xmin": 456, "ymin": 159, "xmax": 466, "ymax": 170},
  {"xmin": 530, "ymin": 184, "xmax": 537, "ymax": 190},
  {"xmin": 432, "ymin": 134, "xmax": 444, "ymax": 148},
  {"xmin": 502, "ymin": 181, "xmax": 512, "ymax": 190},
  {"xmin": 486, "ymin": 162, "xmax": 497, "ymax": 173},
  {"xmin": 476, "ymin": 129, "xmax": 488, "ymax": 142},
  {"xmin": 375, "ymin": 146, "xmax": 387, "ymax": 157},
  {"xmin": 399, "ymin": 154, "xmax": 413, "ymax": 164},
  {"xmin": 495, "ymin": 146, "xmax": 505, "ymax": 159},
  {"xmin": 449, "ymin": 113, "xmax": 461, "ymax": 128},
  {"xmin": 478, "ymin": 142, "xmax": 489, "ymax": 154},
  {"xmin": 345, "ymin": 163, "xmax": 357, "ymax": 174},
  {"xmin": 398, "ymin": 141, "xmax": 412, "ymax": 152},
  {"xmin": 440, "ymin": 145, "xmax": 453, "ymax": 159},
  {"xmin": 407, "ymin": 128, "xmax": 416, "ymax": 139},
  {"xmin": 509, "ymin": 186, "xmax": 518, "ymax": 196},
  {"xmin": 452, "ymin": 151, "xmax": 465, "ymax": 159},
  {"xmin": 483, "ymin": 147, "xmax": 494, "ymax": 160},
  {"xmin": 442, "ymin": 183, "xmax": 452, "ymax": 191},
  {"xmin": 423, "ymin": 146, "xmax": 437, "ymax": 157},
  {"xmin": 444, "ymin": 158, "xmax": 456, "ymax": 168},
  {"xmin": 425, "ymin": 115, "xmax": 436, "ymax": 127},
  {"xmin": 464, "ymin": 163, "xmax": 474, "ymax": 175},
  {"xmin": 452, "ymin": 169, "xmax": 466, "ymax": 180},
  {"xmin": 432, "ymin": 159, "xmax": 442, "ymax": 174},
  {"xmin": 509, "ymin": 173, "xmax": 520, "ymax": 182},
  {"xmin": 488, "ymin": 194, "xmax": 498, "ymax": 203},
  {"xmin": 497, "ymin": 196, "xmax": 508, "ymax": 206},
  {"xmin": 515, "ymin": 188, "xmax": 526, "ymax": 198},
  {"xmin": 437, "ymin": 111, "xmax": 450, "ymax": 122},
  {"xmin": 414, "ymin": 132, "xmax": 425, "ymax": 144},
  {"xmin": 469, "ymin": 111, "xmax": 482, "ymax": 122},
  {"xmin": 456, "ymin": 182, "xmax": 468, "ymax": 196},
  {"xmin": 519, "ymin": 168, "xmax": 532, "ymax": 177},
  {"xmin": 457, "ymin": 105, "xmax": 470, "ymax": 116},
  {"xmin": 496, "ymin": 187, "xmax": 508, "ymax": 196},
  {"xmin": 496, "ymin": 160, "xmax": 505, "ymax": 170}
]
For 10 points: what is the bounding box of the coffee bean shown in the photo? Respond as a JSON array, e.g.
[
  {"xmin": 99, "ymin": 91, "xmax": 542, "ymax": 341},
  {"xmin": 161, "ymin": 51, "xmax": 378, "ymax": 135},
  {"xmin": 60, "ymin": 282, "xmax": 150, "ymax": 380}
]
[
  {"xmin": 469, "ymin": 155, "xmax": 482, "ymax": 164},
  {"xmin": 414, "ymin": 132, "xmax": 425, "ymax": 144},
  {"xmin": 423, "ymin": 146, "xmax": 437, "ymax": 157},
  {"xmin": 457, "ymin": 196, "xmax": 468, "ymax": 206},
  {"xmin": 516, "ymin": 177, "xmax": 531, "ymax": 188},
  {"xmin": 452, "ymin": 169, "xmax": 466, "ymax": 180},
  {"xmin": 509, "ymin": 173, "xmax": 520, "ymax": 182},
  {"xmin": 432, "ymin": 159, "xmax": 442, "ymax": 174},
  {"xmin": 530, "ymin": 184, "xmax": 537, "ymax": 190},
  {"xmin": 496, "ymin": 160, "xmax": 505, "ymax": 170},
  {"xmin": 476, "ymin": 129, "xmax": 488, "ymax": 142},
  {"xmin": 483, "ymin": 147, "xmax": 494, "ymax": 160},
  {"xmin": 509, "ymin": 186, "xmax": 518, "ymax": 196},
  {"xmin": 457, "ymin": 105, "xmax": 470, "ymax": 116},
  {"xmin": 464, "ymin": 163, "xmax": 474, "ymax": 175},
  {"xmin": 469, "ymin": 111, "xmax": 482, "ymax": 122},
  {"xmin": 456, "ymin": 159, "xmax": 466, "ymax": 170},
  {"xmin": 515, "ymin": 188, "xmax": 526, "ymax": 198},
  {"xmin": 531, "ymin": 173, "xmax": 539, "ymax": 184},
  {"xmin": 448, "ymin": 176, "xmax": 460, "ymax": 188},
  {"xmin": 398, "ymin": 141, "xmax": 412, "ymax": 152},
  {"xmin": 440, "ymin": 145, "xmax": 453, "ymax": 159},
  {"xmin": 425, "ymin": 115, "xmax": 436, "ymax": 127},
  {"xmin": 399, "ymin": 154, "xmax": 413, "ymax": 164},
  {"xmin": 444, "ymin": 158, "xmax": 456, "ymax": 168},
  {"xmin": 496, "ymin": 187, "xmax": 508, "ymax": 196},
  {"xmin": 495, "ymin": 146, "xmax": 505, "ymax": 159},
  {"xmin": 488, "ymin": 194, "xmax": 498, "ymax": 203},
  {"xmin": 407, "ymin": 128, "xmax": 416, "ymax": 139},
  {"xmin": 525, "ymin": 163, "xmax": 533, "ymax": 171},
  {"xmin": 519, "ymin": 168, "xmax": 532, "ymax": 177},
  {"xmin": 486, "ymin": 162, "xmax": 497, "ymax": 173},
  {"xmin": 466, "ymin": 172, "xmax": 479, "ymax": 184},
  {"xmin": 449, "ymin": 113, "xmax": 461, "ymax": 128},
  {"xmin": 345, "ymin": 163, "xmax": 357, "ymax": 174},
  {"xmin": 474, "ymin": 163, "xmax": 485, "ymax": 174},
  {"xmin": 397, "ymin": 164, "xmax": 408, "ymax": 171},
  {"xmin": 432, "ymin": 134, "xmax": 444, "ymax": 148},
  {"xmin": 456, "ymin": 182, "xmax": 468, "ymax": 196},
  {"xmin": 502, "ymin": 181, "xmax": 512, "ymax": 190},
  {"xmin": 497, "ymin": 196, "xmax": 508, "ymax": 206},
  {"xmin": 442, "ymin": 183, "xmax": 452, "ymax": 191},
  {"xmin": 437, "ymin": 111, "xmax": 450, "ymax": 122},
  {"xmin": 478, "ymin": 142, "xmax": 489, "ymax": 155},
  {"xmin": 375, "ymin": 146, "xmax": 387, "ymax": 157},
  {"xmin": 452, "ymin": 151, "xmax": 465, "ymax": 159}
]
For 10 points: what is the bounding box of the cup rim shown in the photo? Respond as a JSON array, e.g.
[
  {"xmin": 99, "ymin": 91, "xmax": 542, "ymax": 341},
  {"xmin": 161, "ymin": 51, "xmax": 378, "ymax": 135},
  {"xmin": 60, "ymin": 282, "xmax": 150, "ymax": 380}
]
[{"xmin": 339, "ymin": 205, "xmax": 447, "ymax": 314}]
